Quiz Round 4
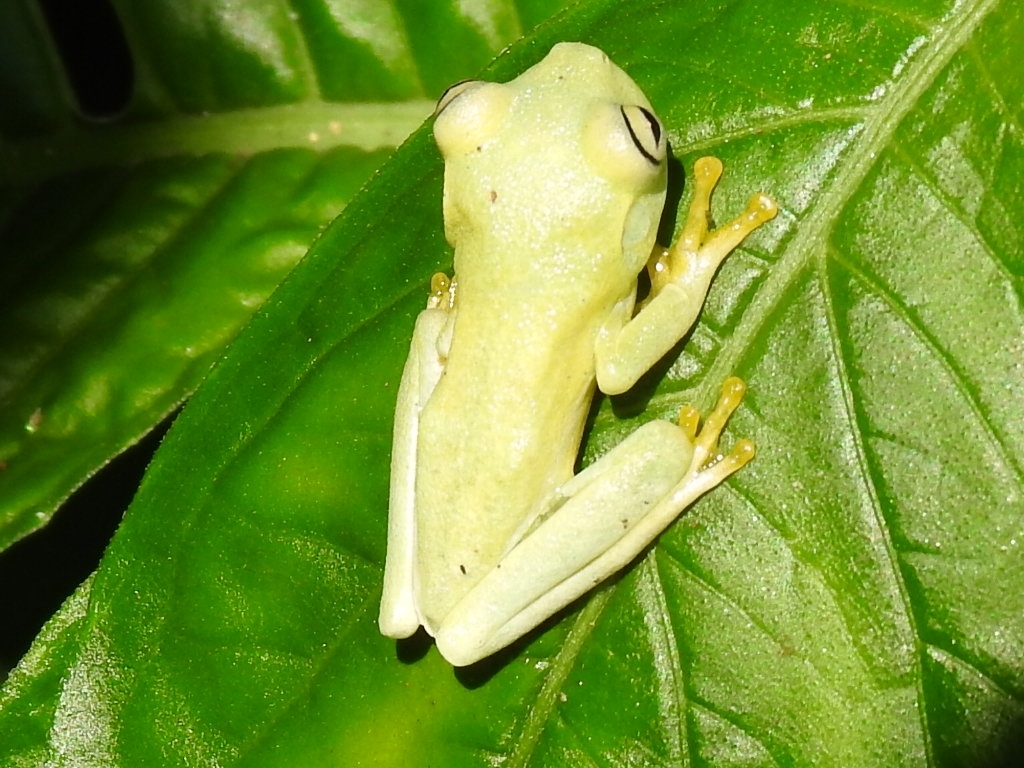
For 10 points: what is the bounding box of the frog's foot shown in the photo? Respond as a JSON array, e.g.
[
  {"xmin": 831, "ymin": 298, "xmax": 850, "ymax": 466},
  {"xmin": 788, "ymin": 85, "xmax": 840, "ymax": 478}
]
[
  {"xmin": 426, "ymin": 272, "xmax": 458, "ymax": 310},
  {"xmin": 648, "ymin": 157, "xmax": 777, "ymax": 295},
  {"xmin": 674, "ymin": 376, "xmax": 755, "ymax": 499}
]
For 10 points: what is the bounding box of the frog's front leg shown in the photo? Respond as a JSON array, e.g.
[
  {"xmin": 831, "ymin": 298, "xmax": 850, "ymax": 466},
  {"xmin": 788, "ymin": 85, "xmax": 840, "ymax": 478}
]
[
  {"xmin": 379, "ymin": 274, "xmax": 457, "ymax": 638},
  {"xmin": 596, "ymin": 157, "xmax": 777, "ymax": 395},
  {"xmin": 434, "ymin": 377, "xmax": 753, "ymax": 666}
]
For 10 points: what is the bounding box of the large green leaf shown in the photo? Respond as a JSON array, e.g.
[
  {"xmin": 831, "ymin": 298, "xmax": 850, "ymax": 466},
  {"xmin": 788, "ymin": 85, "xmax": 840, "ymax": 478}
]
[
  {"xmin": 3, "ymin": 0, "xmax": 1023, "ymax": 765},
  {"xmin": 0, "ymin": 0, "xmax": 570, "ymax": 550}
]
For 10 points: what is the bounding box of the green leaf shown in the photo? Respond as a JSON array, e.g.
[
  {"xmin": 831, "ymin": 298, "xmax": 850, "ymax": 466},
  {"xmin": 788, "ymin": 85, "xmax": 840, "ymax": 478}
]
[
  {"xmin": 0, "ymin": 0, "xmax": 567, "ymax": 549},
  {"xmin": 3, "ymin": 0, "xmax": 1023, "ymax": 765}
]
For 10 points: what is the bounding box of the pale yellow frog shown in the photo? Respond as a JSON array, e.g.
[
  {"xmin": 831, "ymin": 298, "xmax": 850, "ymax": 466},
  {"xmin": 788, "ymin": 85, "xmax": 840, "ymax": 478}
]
[{"xmin": 379, "ymin": 42, "xmax": 777, "ymax": 666}]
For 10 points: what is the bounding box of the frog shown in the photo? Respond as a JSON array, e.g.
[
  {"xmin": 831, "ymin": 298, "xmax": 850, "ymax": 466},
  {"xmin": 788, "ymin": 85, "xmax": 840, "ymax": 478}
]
[{"xmin": 378, "ymin": 42, "xmax": 777, "ymax": 666}]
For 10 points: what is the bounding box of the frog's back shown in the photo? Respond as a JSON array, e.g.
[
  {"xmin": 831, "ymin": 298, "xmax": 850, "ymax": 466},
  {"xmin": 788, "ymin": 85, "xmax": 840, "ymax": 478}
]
[
  {"xmin": 414, "ymin": 41, "xmax": 670, "ymax": 628},
  {"xmin": 413, "ymin": 280, "xmax": 607, "ymax": 624}
]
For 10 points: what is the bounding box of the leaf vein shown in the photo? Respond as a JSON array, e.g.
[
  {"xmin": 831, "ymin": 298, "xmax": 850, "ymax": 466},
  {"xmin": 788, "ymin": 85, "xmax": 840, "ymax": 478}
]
[
  {"xmin": 830, "ymin": 242, "xmax": 1024, "ymax": 485},
  {"xmin": 700, "ymin": 0, "xmax": 1004, "ymax": 401},
  {"xmin": 505, "ymin": 591, "xmax": 611, "ymax": 768},
  {"xmin": 891, "ymin": 137, "xmax": 1015, "ymax": 284}
]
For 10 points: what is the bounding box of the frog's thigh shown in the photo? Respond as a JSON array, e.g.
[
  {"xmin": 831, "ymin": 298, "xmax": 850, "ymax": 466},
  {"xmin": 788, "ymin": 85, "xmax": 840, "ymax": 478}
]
[{"xmin": 435, "ymin": 420, "xmax": 695, "ymax": 666}]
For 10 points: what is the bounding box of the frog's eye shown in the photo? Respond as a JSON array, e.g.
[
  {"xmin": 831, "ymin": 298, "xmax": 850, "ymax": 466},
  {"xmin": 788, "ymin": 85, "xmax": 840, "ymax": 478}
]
[
  {"xmin": 620, "ymin": 105, "xmax": 664, "ymax": 165},
  {"xmin": 583, "ymin": 102, "xmax": 667, "ymax": 190},
  {"xmin": 435, "ymin": 79, "xmax": 485, "ymax": 116},
  {"xmin": 433, "ymin": 81, "xmax": 511, "ymax": 158}
]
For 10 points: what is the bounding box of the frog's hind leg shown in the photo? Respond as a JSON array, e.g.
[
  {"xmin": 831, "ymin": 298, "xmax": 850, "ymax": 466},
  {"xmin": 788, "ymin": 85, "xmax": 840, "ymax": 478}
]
[
  {"xmin": 379, "ymin": 285, "xmax": 457, "ymax": 639},
  {"xmin": 434, "ymin": 377, "xmax": 753, "ymax": 666}
]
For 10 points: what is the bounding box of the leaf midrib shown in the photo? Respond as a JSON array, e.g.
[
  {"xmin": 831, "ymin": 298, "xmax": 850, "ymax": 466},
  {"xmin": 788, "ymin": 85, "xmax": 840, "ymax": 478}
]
[
  {"xmin": 691, "ymin": 1, "xmax": 998, "ymax": 764},
  {"xmin": 2, "ymin": 100, "xmax": 434, "ymax": 185},
  {"xmin": 575, "ymin": 1, "xmax": 1000, "ymax": 764},
  {"xmin": 701, "ymin": 0, "xmax": 1000, "ymax": 394}
]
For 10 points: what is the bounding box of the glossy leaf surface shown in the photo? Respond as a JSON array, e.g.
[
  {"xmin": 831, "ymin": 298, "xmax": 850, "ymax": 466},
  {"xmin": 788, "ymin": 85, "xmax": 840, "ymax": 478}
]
[
  {"xmin": 0, "ymin": 0, "xmax": 547, "ymax": 548},
  {"xmin": 2, "ymin": 0, "xmax": 1022, "ymax": 765}
]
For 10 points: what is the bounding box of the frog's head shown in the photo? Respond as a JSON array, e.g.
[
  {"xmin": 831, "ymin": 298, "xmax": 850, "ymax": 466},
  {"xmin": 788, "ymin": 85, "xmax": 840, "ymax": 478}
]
[{"xmin": 433, "ymin": 43, "xmax": 667, "ymax": 277}]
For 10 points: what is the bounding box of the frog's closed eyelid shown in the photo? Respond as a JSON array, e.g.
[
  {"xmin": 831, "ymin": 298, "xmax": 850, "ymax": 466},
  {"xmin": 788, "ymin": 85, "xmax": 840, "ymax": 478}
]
[
  {"xmin": 435, "ymin": 80, "xmax": 485, "ymax": 116},
  {"xmin": 433, "ymin": 81, "xmax": 513, "ymax": 157},
  {"xmin": 620, "ymin": 105, "xmax": 664, "ymax": 165}
]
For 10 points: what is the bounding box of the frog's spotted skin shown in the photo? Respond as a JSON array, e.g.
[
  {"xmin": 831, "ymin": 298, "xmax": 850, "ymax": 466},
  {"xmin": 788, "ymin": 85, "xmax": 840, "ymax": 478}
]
[{"xmin": 378, "ymin": 42, "xmax": 777, "ymax": 667}]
